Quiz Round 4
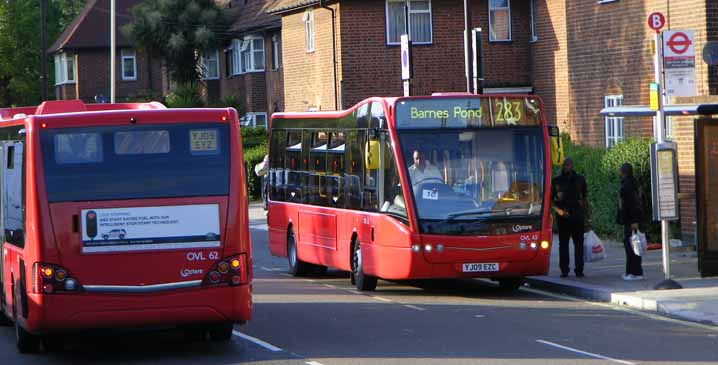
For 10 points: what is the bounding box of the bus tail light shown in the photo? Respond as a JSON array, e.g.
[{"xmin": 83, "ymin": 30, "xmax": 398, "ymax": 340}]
[
  {"xmin": 33, "ymin": 263, "xmax": 80, "ymax": 294},
  {"xmin": 202, "ymin": 254, "xmax": 248, "ymax": 287}
]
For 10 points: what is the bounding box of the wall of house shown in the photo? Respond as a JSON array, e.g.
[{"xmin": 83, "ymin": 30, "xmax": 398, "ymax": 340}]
[
  {"xmin": 281, "ymin": 3, "xmax": 341, "ymax": 112},
  {"xmin": 334, "ymin": 0, "xmax": 533, "ymax": 109}
]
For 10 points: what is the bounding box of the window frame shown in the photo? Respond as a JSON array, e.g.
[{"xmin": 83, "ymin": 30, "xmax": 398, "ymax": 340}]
[
  {"xmin": 385, "ymin": 0, "xmax": 433, "ymax": 45},
  {"xmin": 489, "ymin": 0, "xmax": 512, "ymax": 43},
  {"xmin": 120, "ymin": 49, "xmax": 137, "ymax": 81},
  {"xmin": 230, "ymin": 35, "xmax": 265, "ymax": 75},
  {"xmin": 241, "ymin": 112, "xmax": 269, "ymax": 129},
  {"xmin": 54, "ymin": 52, "xmax": 75, "ymax": 85},
  {"xmin": 604, "ymin": 95, "xmax": 625, "ymax": 148},
  {"xmin": 304, "ymin": 10, "xmax": 315, "ymax": 53},
  {"xmin": 200, "ymin": 49, "xmax": 220, "ymax": 80},
  {"xmin": 272, "ymin": 35, "xmax": 280, "ymax": 70}
]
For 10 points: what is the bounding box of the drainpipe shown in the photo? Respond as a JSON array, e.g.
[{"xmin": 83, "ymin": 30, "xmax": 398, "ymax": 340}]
[{"xmin": 319, "ymin": 0, "xmax": 339, "ymax": 110}]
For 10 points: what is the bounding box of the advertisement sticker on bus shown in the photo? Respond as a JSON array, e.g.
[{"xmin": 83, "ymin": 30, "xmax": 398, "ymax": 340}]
[{"xmin": 81, "ymin": 204, "xmax": 221, "ymax": 253}]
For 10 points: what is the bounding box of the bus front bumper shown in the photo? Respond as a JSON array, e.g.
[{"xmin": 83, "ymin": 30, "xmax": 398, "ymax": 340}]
[{"xmin": 22, "ymin": 284, "xmax": 251, "ymax": 334}]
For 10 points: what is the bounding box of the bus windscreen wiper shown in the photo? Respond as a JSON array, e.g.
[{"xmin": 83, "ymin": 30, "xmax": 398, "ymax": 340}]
[{"xmin": 437, "ymin": 208, "xmax": 514, "ymax": 224}]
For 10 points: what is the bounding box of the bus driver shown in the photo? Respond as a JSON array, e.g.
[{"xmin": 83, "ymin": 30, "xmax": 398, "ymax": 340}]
[{"xmin": 408, "ymin": 150, "xmax": 443, "ymax": 186}]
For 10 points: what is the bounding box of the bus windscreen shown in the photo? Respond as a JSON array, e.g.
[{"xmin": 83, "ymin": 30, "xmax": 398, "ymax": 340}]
[
  {"xmin": 41, "ymin": 123, "xmax": 230, "ymax": 202},
  {"xmin": 395, "ymin": 97, "xmax": 542, "ymax": 129}
]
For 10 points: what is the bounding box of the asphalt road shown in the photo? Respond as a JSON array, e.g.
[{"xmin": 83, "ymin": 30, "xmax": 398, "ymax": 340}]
[{"xmin": 1, "ymin": 215, "xmax": 717, "ymax": 364}]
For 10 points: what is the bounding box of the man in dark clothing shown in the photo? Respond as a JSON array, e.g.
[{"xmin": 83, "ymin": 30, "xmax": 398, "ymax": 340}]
[
  {"xmin": 551, "ymin": 158, "xmax": 590, "ymax": 278},
  {"xmin": 617, "ymin": 163, "xmax": 644, "ymax": 280}
]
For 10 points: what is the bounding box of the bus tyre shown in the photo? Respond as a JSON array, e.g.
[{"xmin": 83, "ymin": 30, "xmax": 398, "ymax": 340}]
[
  {"xmin": 13, "ymin": 299, "xmax": 39, "ymax": 354},
  {"xmin": 497, "ymin": 278, "xmax": 523, "ymax": 291},
  {"xmin": 287, "ymin": 230, "xmax": 309, "ymax": 277},
  {"xmin": 208, "ymin": 322, "xmax": 233, "ymax": 341},
  {"xmin": 352, "ymin": 242, "xmax": 377, "ymax": 292},
  {"xmin": 0, "ymin": 299, "xmax": 12, "ymax": 326}
]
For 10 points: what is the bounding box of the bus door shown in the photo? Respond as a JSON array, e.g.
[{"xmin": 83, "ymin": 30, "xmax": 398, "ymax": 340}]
[{"xmin": 1, "ymin": 140, "xmax": 25, "ymax": 317}]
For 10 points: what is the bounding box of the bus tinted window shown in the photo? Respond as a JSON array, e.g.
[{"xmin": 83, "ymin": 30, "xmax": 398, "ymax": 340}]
[{"xmin": 41, "ymin": 123, "xmax": 230, "ymax": 202}]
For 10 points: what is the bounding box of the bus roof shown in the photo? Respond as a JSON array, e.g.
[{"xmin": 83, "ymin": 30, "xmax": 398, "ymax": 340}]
[{"xmin": 0, "ymin": 100, "xmax": 166, "ymax": 121}]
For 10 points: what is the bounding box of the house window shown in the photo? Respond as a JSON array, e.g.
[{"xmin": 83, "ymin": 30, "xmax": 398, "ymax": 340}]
[
  {"xmin": 304, "ymin": 10, "xmax": 314, "ymax": 52},
  {"xmin": 240, "ymin": 113, "xmax": 268, "ymax": 129},
  {"xmin": 489, "ymin": 0, "xmax": 511, "ymax": 42},
  {"xmin": 386, "ymin": 0, "xmax": 432, "ymax": 45},
  {"xmin": 121, "ymin": 49, "xmax": 137, "ymax": 81},
  {"xmin": 272, "ymin": 35, "xmax": 280, "ymax": 70},
  {"xmin": 54, "ymin": 53, "xmax": 75, "ymax": 85},
  {"xmin": 604, "ymin": 95, "xmax": 624, "ymax": 148},
  {"xmin": 530, "ymin": 0, "xmax": 537, "ymax": 42},
  {"xmin": 200, "ymin": 50, "xmax": 219, "ymax": 80},
  {"xmin": 230, "ymin": 36, "xmax": 265, "ymax": 75}
]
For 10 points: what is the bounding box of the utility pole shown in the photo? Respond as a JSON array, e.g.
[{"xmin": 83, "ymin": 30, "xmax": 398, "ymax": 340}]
[
  {"xmin": 40, "ymin": 0, "xmax": 48, "ymax": 101},
  {"xmin": 110, "ymin": 0, "xmax": 116, "ymax": 103},
  {"xmin": 464, "ymin": 0, "xmax": 473, "ymax": 94}
]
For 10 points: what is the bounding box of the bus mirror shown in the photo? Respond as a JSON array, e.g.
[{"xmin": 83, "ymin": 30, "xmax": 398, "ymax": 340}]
[
  {"xmin": 548, "ymin": 126, "xmax": 564, "ymax": 166},
  {"xmin": 365, "ymin": 140, "xmax": 380, "ymax": 170}
]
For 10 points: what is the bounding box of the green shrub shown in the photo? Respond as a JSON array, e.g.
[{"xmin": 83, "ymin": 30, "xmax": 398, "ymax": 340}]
[
  {"xmin": 241, "ymin": 127, "xmax": 268, "ymax": 150},
  {"xmin": 554, "ymin": 136, "xmax": 663, "ymax": 242},
  {"xmin": 210, "ymin": 94, "xmax": 245, "ymax": 116},
  {"xmin": 165, "ymin": 83, "xmax": 205, "ymax": 108},
  {"xmin": 243, "ymin": 143, "xmax": 268, "ymax": 200}
]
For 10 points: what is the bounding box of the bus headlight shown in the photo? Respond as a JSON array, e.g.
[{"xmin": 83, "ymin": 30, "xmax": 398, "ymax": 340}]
[
  {"xmin": 424, "ymin": 244, "xmax": 433, "ymax": 253},
  {"xmin": 411, "ymin": 244, "xmax": 420, "ymax": 253},
  {"xmin": 436, "ymin": 244, "xmax": 444, "ymax": 253},
  {"xmin": 530, "ymin": 242, "xmax": 538, "ymax": 250}
]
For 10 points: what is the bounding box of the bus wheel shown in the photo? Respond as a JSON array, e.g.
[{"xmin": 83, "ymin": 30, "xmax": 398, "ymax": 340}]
[
  {"xmin": 13, "ymin": 296, "xmax": 39, "ymax": 354},
  {"xmin": 0, "ymin": 299, "xmax": 12, "ymax": 326},
  {"xmin": 352, "ymin": 242, "xmax": 377, "ymax": 291},
  {"xmin": 497, "ymin": 278, "xmax": 523, "ymax": 292},
  {"xmin": 208, "ymin": 322, "xmax": 233, "ymax": 341},
  {"xmin": 287, "ymin": 230, "xmax": 309, "ymax": 277}
]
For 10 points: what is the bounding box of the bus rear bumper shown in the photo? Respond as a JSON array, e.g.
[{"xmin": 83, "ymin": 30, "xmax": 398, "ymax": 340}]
[
  {"xmin": 365, "ymin": 243, "xmax": 550, "ymax": 280},
  {"xmin": 23, "ymin": 284, "xmax": 251, "ymax": 334}
]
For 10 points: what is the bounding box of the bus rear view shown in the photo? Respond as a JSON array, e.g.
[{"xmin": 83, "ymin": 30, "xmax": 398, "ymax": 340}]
[{"xmin": 0, "ymin": 102, "xmax": 251, "ymax": 353}]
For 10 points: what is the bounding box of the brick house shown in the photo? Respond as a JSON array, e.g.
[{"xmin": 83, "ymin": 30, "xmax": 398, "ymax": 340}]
[
  {"xmin": 50, "ymin": 0, "xmax": 285, "ymax": 127},
  {"xmin": 268, "ymin": 0, "xmax": 536, "ymax": 112},
  {"xmin": 48, "ymin": 0, "xmax": 163, "ymax": 102},
  {"xmin": 535, "ymin": 0, "xmax": 718, "ymax": 244}
]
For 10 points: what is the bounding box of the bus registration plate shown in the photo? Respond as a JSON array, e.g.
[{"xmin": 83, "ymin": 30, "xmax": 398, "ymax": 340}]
[{"xmin": 462, "ymin": 263, "xmax": 499, "ymax": 272}]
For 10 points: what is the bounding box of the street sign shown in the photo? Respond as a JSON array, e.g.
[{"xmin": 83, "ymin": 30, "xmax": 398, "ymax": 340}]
[
  {"xmin": 400, "ymin": 34, "xmax": 412, "ymax": 81},
  {"xmin": 702, "ymin": 41, "xmax": 718, "ymax": 66},
  {"xmin": 648, "ymin": 12, "xmax": 665, "ymax": 32},
  {"xmin": 650, "ymin": 142, "xmax": 680, "ymax": 221},
  {"xmin": 663, "ymin": 30, "xmax": 696, "ymax": 97}
]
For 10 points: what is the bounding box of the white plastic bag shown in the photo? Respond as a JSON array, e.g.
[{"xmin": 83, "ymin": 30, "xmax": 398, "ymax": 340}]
[
  {"xmin": 583, "ymin": 230, "xmax": 606, "ymax": 262},
  {"xmin": 630, "ymin": 230, "xmax": 648, "ymax": 256}
]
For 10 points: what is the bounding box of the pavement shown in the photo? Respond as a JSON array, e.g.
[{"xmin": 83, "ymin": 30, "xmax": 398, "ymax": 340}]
[{"xmin": 526, "ymin": 234, "xmax": 718, "ymax": 326}]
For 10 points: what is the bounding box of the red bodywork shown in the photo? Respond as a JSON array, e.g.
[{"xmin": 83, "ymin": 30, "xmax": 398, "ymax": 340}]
[
  {"xmin": 267, "ymin": 95, "xmax": 553, "ymax": 281},
  {"xmin": 0, "ymin": 101, "xmax": 252, "ymax": 334}
]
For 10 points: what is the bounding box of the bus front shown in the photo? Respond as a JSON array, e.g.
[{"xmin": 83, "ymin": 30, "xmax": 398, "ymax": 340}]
[
  {"xmin": 393, "ymin": 96, "xmax": 552, "ymax": 287},
  {"xmin": 23, "ymin": 109, "xmax": 251, "ymax": 340}
]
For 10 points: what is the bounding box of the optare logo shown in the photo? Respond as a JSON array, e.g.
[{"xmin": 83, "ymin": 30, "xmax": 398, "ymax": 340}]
[
  {"xmin": 181, "ymin": 268, "xmax": 203, "ymax": 278},
  {"xmin": 513, "ymin": 224, "xmax": 533, "ymax": 233}
]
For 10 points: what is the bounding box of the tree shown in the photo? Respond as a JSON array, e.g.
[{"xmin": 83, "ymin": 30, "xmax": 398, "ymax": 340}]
[
  {"xmin": 0, "ymin": 0, "xmax": 84, "ymax": 107},
  {"xmin": 123, "ymin": 0, "xmax": 231, "ymax": 85}
]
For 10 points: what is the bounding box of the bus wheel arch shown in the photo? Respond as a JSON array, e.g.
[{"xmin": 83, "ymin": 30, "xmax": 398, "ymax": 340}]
[
  {"xmin": 13, "ymin": 289, "xmax": 39, "ymax": 353},
  {"xmin": 351, "ymin": 237, "xmax": 377, "ymax": 292},
  {"xmin": 286, "ymin": 226, "xmax": 308, "ymax": 277}
]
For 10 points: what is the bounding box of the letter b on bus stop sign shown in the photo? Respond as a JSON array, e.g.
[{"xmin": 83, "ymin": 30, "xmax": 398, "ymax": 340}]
[{"xmin": 648, "ymin": 12, "xmax": 665, "ymax": 32}]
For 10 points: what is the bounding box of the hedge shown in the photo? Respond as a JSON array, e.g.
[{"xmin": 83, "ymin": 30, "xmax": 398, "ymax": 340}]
[
  {"xmin": 554, "ymin": 136, "xmax": 665, "ymax": 242},
  {"xmin": 242, "ymin": 128, "xmax": 268, "ymax": 200}
]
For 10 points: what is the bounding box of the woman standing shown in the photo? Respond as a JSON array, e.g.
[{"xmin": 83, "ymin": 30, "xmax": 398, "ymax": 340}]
[{"xmin": 617, "ymin": 163, "xmax": 644, "ymax": 280}]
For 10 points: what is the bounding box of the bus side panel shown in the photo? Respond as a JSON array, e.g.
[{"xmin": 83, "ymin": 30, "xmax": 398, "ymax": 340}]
[
  {"xmin": 267, "ymin": 202, "xmax": 292, "ymax": 258},
  {"xmin": 361, "ymin": 216, "xmax": 419, "ymax": 279}
]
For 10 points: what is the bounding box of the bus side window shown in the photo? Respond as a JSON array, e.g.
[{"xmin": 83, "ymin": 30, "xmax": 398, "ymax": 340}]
[
  {"xmin": 345, "ymin": 130, "xmax": 363, "ymax": 210},
  {"xmin": 327, "ymin": 131, "xmax": 346, "ymax": 208},
  {"xmin": 309, "ymin": 131, "xmax": 328, "ymax": 206},
  {"xmin": 380, "ymin": 136, "xmax": 407, "ymax": 223},
  {"xmin": 269, "ymin": 130, "xmax": 286, "ymax": 202},
  {"xmin": 285, "ymin": 130, "xmax": 303, "ymax": 203},
  {"xmin": 363, "ymin": 130, "xmax": 378, "ymax": 212},
  {"xmin": 2, "ymin": 142, "xmax": 24, "ymax": 247}
]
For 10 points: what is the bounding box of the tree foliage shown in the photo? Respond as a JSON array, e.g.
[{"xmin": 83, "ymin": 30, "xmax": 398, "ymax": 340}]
[
  {"xmin": 123, "ymin": 0, "xmax": 231, "ymax": 85},
  {"xmin": 0, "ymin": 0, "xmax": 84, "ymax": 107}
]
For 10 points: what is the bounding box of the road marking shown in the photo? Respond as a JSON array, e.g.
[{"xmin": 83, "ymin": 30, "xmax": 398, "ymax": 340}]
[
  {"xmin": 404, "ymin": 304, "xmax": 426, "ymax": 311},
  {"xmin": 322, "ymin": 284, "xmax": 337, "ymax": 289},
  {"xmin": 306, "ymin": 362, "xmax": 325, "ymax": 365},
  {"xmin": 250, "ymin": 224, "xmax": 268, "ymax": 231},
  {"xmin": 537, "ymin": 340, "xmax": 636, "ymax": 365},
  {"xmin": 261, "ymin": 266, "xmax": 273, "ymax": 272},
  {"xmin": 279, "ymin": 273, "xmax": 292, "ymax": 277},
  {"xmin": 348, "ymin": 290, "xmax": 362, "ymax": 295},
  {"xmin": 475, "ymin": 314, "xmax": 485, "ymax": 318},
  {"xmin": 232, "ymin": 330, "xmax": 283, "ymax": 352},
  {"xmin": 373, "ymin": 296, "xmax": 393, "ymax": 302},
  {"xmin": 524, "ymin": 286, "xmax": 718, "ymax": 332}
]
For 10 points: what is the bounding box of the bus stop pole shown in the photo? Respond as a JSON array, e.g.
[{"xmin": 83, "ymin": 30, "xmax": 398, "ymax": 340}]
[{"xmin": 653, "ymin": 31, "xmax": 682, "ymax": 290}]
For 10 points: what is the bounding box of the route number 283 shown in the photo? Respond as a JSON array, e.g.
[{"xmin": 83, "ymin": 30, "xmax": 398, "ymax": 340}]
[{"xmin": 495, "ymin": 99, "xmax": 522, "ymax": 125}]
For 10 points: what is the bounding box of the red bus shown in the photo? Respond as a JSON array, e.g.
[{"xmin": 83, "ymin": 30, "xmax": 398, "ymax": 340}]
[
  {"xmin": 267, "ymin": 94, "xmax": 560, "ymax": 291},
  {"xmin": 0, "ymin": 100, "xmax": 252, "ymax": 353}
]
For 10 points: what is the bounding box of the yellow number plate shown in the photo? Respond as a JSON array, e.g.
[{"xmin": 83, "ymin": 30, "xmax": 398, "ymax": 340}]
[{"xmin": 190, "ymin": 130, "xmax": 218, "ymax": 152}]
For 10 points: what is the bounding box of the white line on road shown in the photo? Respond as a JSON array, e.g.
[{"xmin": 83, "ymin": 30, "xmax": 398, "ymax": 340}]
[
  {"xmin": 536, "ymin": 340, "xmax": 636, "ymax": 365},
  {"xmin": 475, "ymin": 314, "xmax": 485, "ymax": 318},
  {"xmin": 261, "ymin": 266, "xmax": 273, "ymax": 272},
  {"xmin": 404, "ymin": 304, "xmax": 426, "ymax": 311},
  {"xmin": 250, "ymin": 224, "xmax": 268, "ymax": 231},
  {"xmin": 322, "ymin": 284, "xmax": 337, "ymax": 289},
  {"xmin": 232, "ymin": 330, "xmax": 283, "ymax": 352},
  {"xmin": 372, "ymin": 296, "xmax": 393, "ymax": 302},
  {"xmin": 306, "ymin": 362, "xmax": 325, "ymax": 365}
]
